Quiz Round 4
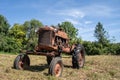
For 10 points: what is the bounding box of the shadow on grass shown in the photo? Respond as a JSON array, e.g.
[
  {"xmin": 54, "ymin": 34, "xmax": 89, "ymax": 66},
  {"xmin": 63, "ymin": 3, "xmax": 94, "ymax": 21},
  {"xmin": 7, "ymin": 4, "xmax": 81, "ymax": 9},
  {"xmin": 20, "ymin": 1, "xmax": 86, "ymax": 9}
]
[
  {"xmin": 27, "ymin": 64, "xmax": 48, "ymax": 72},
  {"xmin": 64, "ymin": 64, "xmax": 72, "ymax": 68},
  {"xmin": 12, "ymin": 64, "xmax": 49, "ymax": 76}
]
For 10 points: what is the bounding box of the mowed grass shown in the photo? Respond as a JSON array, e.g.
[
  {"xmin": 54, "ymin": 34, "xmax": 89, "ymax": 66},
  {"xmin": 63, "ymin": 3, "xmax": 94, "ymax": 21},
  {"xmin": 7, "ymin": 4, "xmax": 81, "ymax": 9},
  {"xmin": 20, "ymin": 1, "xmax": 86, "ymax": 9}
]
[{"xmin": 0, "ymin": 54, "xmax": 120, "ymax": 80}]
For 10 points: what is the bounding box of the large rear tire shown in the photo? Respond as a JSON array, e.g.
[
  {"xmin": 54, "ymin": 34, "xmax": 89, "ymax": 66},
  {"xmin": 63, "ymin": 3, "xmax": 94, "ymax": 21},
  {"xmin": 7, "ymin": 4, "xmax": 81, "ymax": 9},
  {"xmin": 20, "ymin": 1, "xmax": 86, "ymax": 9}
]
[
  {"xmin": 48, "ymin": 57, "xmax": 63, "ymax": 77},
  {"xmin": 72, "ymin": 44, "xmax": 85, "ymax": 69},
  {"xmin": 13, "ymin": 53, "xmax": 30, "ymax": 70}
]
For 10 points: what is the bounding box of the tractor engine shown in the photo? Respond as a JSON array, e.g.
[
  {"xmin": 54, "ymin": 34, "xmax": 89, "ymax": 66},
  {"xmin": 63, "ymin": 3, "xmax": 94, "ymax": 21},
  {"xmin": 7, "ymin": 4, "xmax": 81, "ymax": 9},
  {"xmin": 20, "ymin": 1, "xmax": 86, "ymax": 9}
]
[{"xmin": 37, "ymin": 26, "xmax": 70, "ymax": 53}]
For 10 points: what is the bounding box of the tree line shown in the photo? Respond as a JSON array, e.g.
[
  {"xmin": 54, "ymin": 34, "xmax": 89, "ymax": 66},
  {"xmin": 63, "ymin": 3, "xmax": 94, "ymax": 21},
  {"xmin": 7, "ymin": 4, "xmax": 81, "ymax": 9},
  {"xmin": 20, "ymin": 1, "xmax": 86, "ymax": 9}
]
[{"xmin": 0, "ymin": 14, "xmax": 119, "ymax": 55}]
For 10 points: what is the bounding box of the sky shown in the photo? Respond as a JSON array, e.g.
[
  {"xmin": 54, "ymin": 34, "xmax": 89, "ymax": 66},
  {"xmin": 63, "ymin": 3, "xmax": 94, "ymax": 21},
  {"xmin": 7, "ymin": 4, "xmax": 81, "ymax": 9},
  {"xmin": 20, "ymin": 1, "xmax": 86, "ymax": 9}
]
[{"xmin": 0, "ymin": 0, "xmax": 120, "ymax": 42}]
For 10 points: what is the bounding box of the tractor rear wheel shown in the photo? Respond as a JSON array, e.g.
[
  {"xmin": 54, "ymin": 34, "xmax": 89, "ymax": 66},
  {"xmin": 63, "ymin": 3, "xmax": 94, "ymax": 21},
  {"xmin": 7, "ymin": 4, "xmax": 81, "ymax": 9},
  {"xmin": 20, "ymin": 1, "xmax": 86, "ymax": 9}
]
[
  {"xmin": 72, "ymin": 44, "xmax": 85, "ymax": 69},
  {"xmin": 13, "ymin": 53, "xmax": 30, "ymax": 70},
  {"xmin": 48, "ymin": 57, "xmax": 63, "ymax": 77}
]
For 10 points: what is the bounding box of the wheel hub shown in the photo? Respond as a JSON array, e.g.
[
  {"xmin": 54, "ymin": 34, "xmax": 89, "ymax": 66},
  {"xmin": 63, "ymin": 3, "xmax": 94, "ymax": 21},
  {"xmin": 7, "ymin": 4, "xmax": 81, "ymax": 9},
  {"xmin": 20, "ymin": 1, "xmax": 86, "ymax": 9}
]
[
  {"xmin": 78, "ymin": 51, "xmax": 84, "ymax": 67},
  {"xmin": 54, "ymin": 63, "xmax": 61, "ymax": 77},
  {"xmin": 18, "ymin": 60, "xmax": 24, "ymax": 70}
]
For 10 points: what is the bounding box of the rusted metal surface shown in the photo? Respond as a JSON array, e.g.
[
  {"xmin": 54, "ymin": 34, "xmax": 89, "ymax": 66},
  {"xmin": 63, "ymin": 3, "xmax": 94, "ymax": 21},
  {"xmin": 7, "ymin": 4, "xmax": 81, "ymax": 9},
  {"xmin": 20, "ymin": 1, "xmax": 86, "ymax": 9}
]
[
  {"xmin": 26, "ymin": 51, "xmax": 57, "ymax": 57},
  {"xmin": 26, "ymin": 26, "xmax": 75, "ymax": 56},
  {"xmin": 36, "ymin": 26, "xmax": 73, "ymax": 55}
]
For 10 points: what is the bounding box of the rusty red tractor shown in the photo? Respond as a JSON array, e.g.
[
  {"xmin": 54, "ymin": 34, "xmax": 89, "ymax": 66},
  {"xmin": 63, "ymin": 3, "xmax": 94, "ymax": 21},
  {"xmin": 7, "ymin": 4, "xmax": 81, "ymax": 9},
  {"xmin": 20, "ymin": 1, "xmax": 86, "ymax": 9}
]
[{"xmin": 13, "ymin": 26, "xmax": 85, "ymax": 77}]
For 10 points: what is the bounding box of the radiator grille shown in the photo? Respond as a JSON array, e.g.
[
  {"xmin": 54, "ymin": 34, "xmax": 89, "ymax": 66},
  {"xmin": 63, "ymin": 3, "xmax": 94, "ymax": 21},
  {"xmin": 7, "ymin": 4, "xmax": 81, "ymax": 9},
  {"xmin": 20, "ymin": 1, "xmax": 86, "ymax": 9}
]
[{"xmin": 38, "ymin": 30, "xmax": 51, "ymax": 45}]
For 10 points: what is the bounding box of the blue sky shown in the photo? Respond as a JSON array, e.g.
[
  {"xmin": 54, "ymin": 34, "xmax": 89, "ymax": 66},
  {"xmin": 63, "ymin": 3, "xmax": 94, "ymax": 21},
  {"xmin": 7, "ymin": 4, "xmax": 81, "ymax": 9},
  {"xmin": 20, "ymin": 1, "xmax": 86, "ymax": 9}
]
[{"xmin": 0, "ymin": 0, "xmax": 120, "ymax": 42}]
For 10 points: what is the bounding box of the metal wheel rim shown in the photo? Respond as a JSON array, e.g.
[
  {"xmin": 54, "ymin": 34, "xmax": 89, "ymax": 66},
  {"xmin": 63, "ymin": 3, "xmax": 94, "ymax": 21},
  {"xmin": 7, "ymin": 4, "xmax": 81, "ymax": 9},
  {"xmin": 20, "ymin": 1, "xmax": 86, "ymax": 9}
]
[
  {"xmin": 18, "ymin": 60, "xmax": 24, "ymax": 70},
  {"xmin": 78, "ymin": 51, "xmax": 84, "ymax": 67},
  {"xmin": 54, "ymin": 63, "xmax": 62, "ymax": 77}
]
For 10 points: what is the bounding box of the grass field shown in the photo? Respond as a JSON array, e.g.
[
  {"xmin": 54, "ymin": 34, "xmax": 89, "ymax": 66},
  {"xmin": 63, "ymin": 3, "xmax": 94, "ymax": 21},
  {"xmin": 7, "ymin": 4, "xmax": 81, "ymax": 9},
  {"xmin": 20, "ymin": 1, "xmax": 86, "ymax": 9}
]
[{"xmin": 0, "ymin": 54, "xmax": 120, "ymax": 80}]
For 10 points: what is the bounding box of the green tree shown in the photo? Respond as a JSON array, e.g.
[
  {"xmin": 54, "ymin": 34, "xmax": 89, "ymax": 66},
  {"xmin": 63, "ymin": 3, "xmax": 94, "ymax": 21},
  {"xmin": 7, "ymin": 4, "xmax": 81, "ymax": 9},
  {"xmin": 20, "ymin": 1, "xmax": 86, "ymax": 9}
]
[
  {"xmin": 23, "ymin": 19, "xmax": 43, "ymax": 50},
  {"xmin": 0, "ymin": 14, "xmax": 11, "ymax": 52},
  {"xmin": 0, "ymin": 14, "xmax": 10, "ymax": 35},
  {"xmin": 58, "ymin": 21, "xmax": 78, "ymax": 42},
  {"xmin": 23, "ymin": 19, "xmax": 43, "ymax": 39},
  {"xmin": 70, "ymin": 37, "xmax": 83, "ymax": 44},
  {"xmin": 94, "ymin": 22, "xmax": 111, "ymax": 55},
  {"xmin": 9, "ymin": 24, "xmax": 26, "ymax": 51},
  {"xmin": 3, "ymin": 37, "xmax": 22, "ymax": 53},
  {"xmin": 108, "ymin": 43, "xmax": 120, "ymax": 55},
  {"xmin": 9, "ymin": 24, "xmax": 25, "ymax": 39},
  {"xmin": 94, "ymin": 22, "xmax": 110, "ymax": 45}
]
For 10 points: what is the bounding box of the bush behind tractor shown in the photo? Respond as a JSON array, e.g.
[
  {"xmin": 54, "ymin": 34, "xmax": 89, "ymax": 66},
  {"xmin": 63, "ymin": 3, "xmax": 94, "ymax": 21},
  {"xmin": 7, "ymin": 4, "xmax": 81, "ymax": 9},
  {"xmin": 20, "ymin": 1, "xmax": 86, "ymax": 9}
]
[{"xmin": 13, "ymin": 26, "xmax": 85, "ymax": 77}]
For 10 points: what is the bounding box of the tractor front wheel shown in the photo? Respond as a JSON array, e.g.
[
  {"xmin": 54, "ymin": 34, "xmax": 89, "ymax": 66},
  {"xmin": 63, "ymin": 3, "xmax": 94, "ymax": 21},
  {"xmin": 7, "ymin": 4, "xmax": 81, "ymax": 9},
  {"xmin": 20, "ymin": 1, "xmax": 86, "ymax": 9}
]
[
  {"xmin": 48, "ymin": 57, "xmax": 63, "ymax": 77},
  {"xmin": 13, "ymin": 53, "xmax": 30, "ymax": 70}
]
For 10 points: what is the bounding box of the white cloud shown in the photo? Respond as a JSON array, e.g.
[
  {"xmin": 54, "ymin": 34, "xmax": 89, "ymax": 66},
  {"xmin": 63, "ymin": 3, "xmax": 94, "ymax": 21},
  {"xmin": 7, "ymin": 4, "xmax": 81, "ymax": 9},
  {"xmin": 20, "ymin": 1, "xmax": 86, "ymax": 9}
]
[
  {"xmin": 106, "ymin": 22, "xmax": 120, "ymax": 26},
  {"xmin": 77, "ymin": 26, "xmax": 94, "ymax": 39},
  {"xmin": 84, "ymin": 21, "xmax": 92, "ymax": 24},
  {"xmin": 48, "ymin": 9, "xmax": 85, "ymax": 18},
  {"xmin": 46, "ymin": 3, "xmax": 120, "ymax": 42},
  {"xmin": 47, "ymin": 4, "xmax": 119, "ymax": 19},
  {"xmin": 78, "ymin": 27, "xmax": 94, "ymax": 34},
  {"xmin": 47, "ymin": 9, "xmax": 86, "ymax": 26},
  {"xmin": 109, "ymin": 29, "xmax": 120, "ymax": 34},
  {"xmin": 77, "ymin": 27, "xmax": 95, "ymax": 41},
  {"xmin": 81, "ymin": 4, "xmax": 114, "ymax": 17},
  {"xmin": 60, "ymin": 9, "xmax": 85, "ymax": 18},
  {"xmin": 65, "ymin": 18, "xmax": 79, "ymax": 25},
  {"xmin": 104, "ymin": 22, "xmax": 120, "ymax": 34}
]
